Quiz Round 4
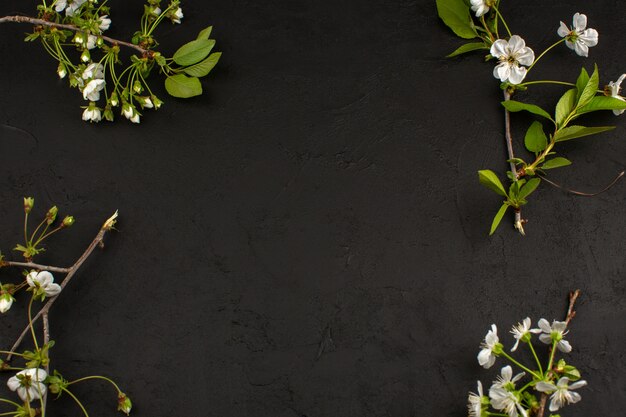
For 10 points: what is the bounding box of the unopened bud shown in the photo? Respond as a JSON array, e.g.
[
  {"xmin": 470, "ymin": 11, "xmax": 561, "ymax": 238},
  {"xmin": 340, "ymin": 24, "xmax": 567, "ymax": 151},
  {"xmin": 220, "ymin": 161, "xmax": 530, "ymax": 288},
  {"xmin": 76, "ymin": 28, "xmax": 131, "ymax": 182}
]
[
  {"xmin": 102, "ymin": 210, "xmax": 119, "ymax": 231},
  {"xmin": 23, "ymin": 197, "xmax": 34, "ymax": 213},
  {"xmin": 117, "ymin": 393, "xmax": 132, "ymax": 415},
  {"xmin": 62, "ymin": 216, "xmax": 75, "ymax": 227},
  {"xmin": 46, "ymin": 206, "xmax": 58, "ymax": 224}
]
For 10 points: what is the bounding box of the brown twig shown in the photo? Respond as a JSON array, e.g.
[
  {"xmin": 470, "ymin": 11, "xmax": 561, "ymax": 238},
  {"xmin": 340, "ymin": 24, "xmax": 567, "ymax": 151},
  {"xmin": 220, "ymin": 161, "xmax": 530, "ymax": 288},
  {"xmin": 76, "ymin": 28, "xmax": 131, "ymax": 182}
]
[
  {"xmin": 5, "ymin": 212, "xmax": 118, "ymax": 361},
  {"xmin": 2, "ymin": 261, "xmax": 70, "ymax": 274},
  {"xmin": 503, "ymin": 90, "xmax": 525, "ymax": 235},
  {"xmin": 0, "ymin": 15, "xmax": 148, "ymax": 55},
  {"xmin": 538, "ymin": 171, "xmax": 624, "ymax": 197},
  {"xmin": 535, "ymin": 290, "xmax": 581, "ymax": 417}
]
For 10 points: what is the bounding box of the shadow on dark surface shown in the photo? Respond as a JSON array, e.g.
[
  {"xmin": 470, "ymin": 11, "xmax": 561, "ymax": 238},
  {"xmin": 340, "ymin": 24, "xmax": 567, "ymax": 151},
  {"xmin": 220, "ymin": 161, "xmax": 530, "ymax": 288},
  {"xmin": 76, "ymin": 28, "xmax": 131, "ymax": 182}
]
[{"xmin": 0, "ymin": 0, "xmax": 625, "ymax": 416}]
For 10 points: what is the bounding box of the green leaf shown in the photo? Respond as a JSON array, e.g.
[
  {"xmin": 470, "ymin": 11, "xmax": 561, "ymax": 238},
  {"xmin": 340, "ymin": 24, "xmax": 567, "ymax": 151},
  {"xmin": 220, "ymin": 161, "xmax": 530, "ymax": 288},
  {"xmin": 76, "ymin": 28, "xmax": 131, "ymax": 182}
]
[
  {"xmin": 501, "ymin": 100, "xmax": 553, "ymax": 121},
  {"xmin": 524, "ymin": 121, "xmax": 548, "ymax": 153},
  {"xmin": 490, "ymin": 204, "xmax": 509, "ymax": 235},
  {"xmin": 446, "ymin": 42, "xmax": 488, "ymax": 58},
  {"xmin": 196, "ymin": 26, "xmax": 213, "ymax": 40},
  {"xmin": 553, "ymin": 125, "xmax": 616, "ymax": 142},
  {"xmin": 478, "ymin": 170, "xmax": 507, "ymax": 197},
  {"xmin": 172, "ymin": 39, "xmax": 216, "ymax": 66},
  {"xmin": 436, "ymin": 0, "xmax": 478, "ymax": 39},
  {"xmin": 164, "ymin": 74, "xmax": 203, "ymax": 98},
  {"xmin": 576, "ymin": 96, "xmax": 626, "ymax": 115},
  {"xmin": 575, "ymin": 67, "xmax": 589, "ymax": 100},
  {"xmin": 555, "ymin": 89, "xmax": 577, "ymax": 127},
  {"xmin": 577, "ymin": 64, "xmax": 599, "ymax": 107},
  {"xmin": 182, "ymin": 52, "xmax": 221, "ymax": 77},
  {"xmin": 518, "ymin": 178, "xmax": 541, "ymax": 200},
  {"xmin": 541, "ymin": 157, "xmax": 572, "ymax": 170}
]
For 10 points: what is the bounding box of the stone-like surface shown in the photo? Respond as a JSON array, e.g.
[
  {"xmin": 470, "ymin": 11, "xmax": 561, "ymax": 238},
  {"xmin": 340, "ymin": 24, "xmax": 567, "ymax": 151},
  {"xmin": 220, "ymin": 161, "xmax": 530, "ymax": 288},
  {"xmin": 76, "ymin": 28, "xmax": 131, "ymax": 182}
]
[{"xmin": 0, "ymin": 0, "xmax": 624, "ymax": 416}]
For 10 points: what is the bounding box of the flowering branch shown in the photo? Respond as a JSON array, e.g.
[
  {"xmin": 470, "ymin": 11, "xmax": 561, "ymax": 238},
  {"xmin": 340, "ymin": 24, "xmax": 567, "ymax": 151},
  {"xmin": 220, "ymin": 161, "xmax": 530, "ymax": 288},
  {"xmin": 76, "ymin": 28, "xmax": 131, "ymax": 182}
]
[
  {"xmin": 0, "ymin": 15, "xmax": 148, "ymax": 54},
  {"xmin": 438, "ymin": 1, "xmax": 626, "ymax": 235}
]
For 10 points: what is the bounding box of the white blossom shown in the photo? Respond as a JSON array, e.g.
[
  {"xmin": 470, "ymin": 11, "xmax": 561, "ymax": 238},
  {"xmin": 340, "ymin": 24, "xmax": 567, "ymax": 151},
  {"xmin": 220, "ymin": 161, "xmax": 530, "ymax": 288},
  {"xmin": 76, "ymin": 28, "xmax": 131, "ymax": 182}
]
[
  {"xmin": 478, "ymin": 324, "xmax": 500, "ymax": 369},
  {"xmin": 57, "ymin": 63, "xmax": 67, "ymax": 79},
  {"xmin": 490, "ymin": 366, "xmax": 525, "ymax": 392},
  {"xmin": 65, "ymin": 0, "xmax": 87, "ymax": 16},
  {"xmin": 98, "ymin": 15, "xmax": 111, "ymax": 32},
  {"xmin": 26, "ymin": 271, "xmax": 61, "ymax": 297},
  {"xmin": 0, "ymin": 293, "xmax": 14, "ymax": 313},
  {"xmin": 7, "ymin": 368, "xmax": 48, "ymax": 402},
  {"xmin": 82, "ymin": 62, "xmax": 104, "ymax": 80},
  {"xmin": 535, "ymin": 377, "xmax": 587, "ymax": 412},
  {"xmin": 489, "ymin": 367, "xmax": 528, "ymax": 417},
  {"xmin": 82, "ymin": 79, "xmax": 106, "ymax": 101},
  {"xmin": 607, "ymin": 74, "xmax": 626, "ymax": 115},
  {"xmin": 82, "ymin": 105, "xmax": 102, "ymax": 123},
  {"xmin": 468, "ymin": 381, "xmax": 485, "ymax": 417},
  {"xmin": 470, "ymin": 0, "xmax": 490, "ymax": 18},
  {"xmin": 538, "ymin": 319, "xmax": 572, "ymax": 352},
  {"xmin": 558, "ymin": 13, "xmax": 598, "ymax": 57},
  {"xmin": 510, "ymin": 317, "xmax": 541, "ymax": 351},
  {"xmin": 86, "ymin": 34, "xmax": 98, "ymax": 50},
  {"xmin": 171, "ymin": 7, "xmax": 183, "ymax": 24},
  {"xmin": 490, "ymin": 35, "xmax": 535, "ymax": 85}
]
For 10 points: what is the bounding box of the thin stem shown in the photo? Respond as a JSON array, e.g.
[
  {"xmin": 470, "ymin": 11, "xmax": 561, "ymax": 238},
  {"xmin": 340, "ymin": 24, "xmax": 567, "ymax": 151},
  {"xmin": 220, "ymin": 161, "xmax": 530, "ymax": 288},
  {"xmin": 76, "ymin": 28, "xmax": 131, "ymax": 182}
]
[
  {"xmin": 1, "ymin": 261, "xmax": 70, "ymax": 273},
  {"xmin": 527, "ymin": 39, "xmax": 565, "ymax": 72},
  {"xmin": 68, "ymin": 375, "xmax": 122, "ymax": 394},
  {"xmin": 500, "ymin": 351, "xmax": 541, "ymax": 379},
  {"xmin": 480, "ymin": 15, "xmax": 495, "ymax": 42},
  {"xmin": 0, "ymin": 15, "xmax": 149, "ymax": 55},
  {"xmin": 23, "ymin": 213, "xmax": 29, "ymax": 244},
  {"xmin": 527, "ymin": 340, "xmax": 543, "ymax": 376},
  {"xmin": 519, "ymin": 80, "xmax": 575, "ymax": 88},
  {"xmin": 27, "ymin": 296, "xmax": 39, "ymax": 351},
  {"xmin": 0, "ymin": 399, "xmax": 20, "ymax": 408},
  {"xmin": 538, "ymin": 171, "xmax": 624, "ymax": 197},
  {"xmin": 7, "ymin": 213, "xmax": 117, "ymax": 361},
  {"xmin": 33, "ymin": 225, "xmax": 64, "ymax": 247},
  {"xmin": 0, "ymin": 350, "xmax": 26, "ymax": 358},
  {"xmin": 502, "ymin": 90, "xmax": 525, "ymax": 235},
  {"xmin": 29, "ymin": 218, "xmax": 47, "ymax": 246},
  {"xmin": 60, "ymin": 387, "xmax": 90, "ymax": 417},
  {"xmin": 492, "ymin": 6, "xmax": 511, "ymax": 37}
]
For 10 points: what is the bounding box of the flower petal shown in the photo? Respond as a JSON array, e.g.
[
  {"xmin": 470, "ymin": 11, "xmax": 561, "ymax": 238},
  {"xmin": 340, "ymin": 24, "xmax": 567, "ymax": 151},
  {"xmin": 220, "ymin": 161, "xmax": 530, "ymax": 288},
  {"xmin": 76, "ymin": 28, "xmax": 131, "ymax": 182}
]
[
  {"xmin": 573, "ymin": 13, "xmax": 587, "ymax": 32},
  {"xmin": 490, "ymin": 40, "xmax": 508, "ymax": 59},
  {"xmin": 557, "ymin": 22, "xmax": 570, "ymax": 38},
  {"xmin": 574, "ymin": 41, "xmax": 589, "ymax": 57},
  {"xmin": 535, "ymin": 381, "xmax": 556, "ymax": 393},
  {"xmin": 508, "ymin": 65, "xmax": 527, "ymax": 85},
  {"xmin": 579, "ymin": 28, "xmax": 598, "ymax": 47}
]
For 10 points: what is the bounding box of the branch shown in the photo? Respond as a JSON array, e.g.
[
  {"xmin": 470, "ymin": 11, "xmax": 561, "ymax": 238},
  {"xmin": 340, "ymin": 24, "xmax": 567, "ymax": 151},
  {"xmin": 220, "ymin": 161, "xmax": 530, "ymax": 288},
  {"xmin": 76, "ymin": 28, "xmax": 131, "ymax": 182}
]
[
  {"xmin": 503, "ymin": 90, "xmax": 525, "ymax": 236},
  {"xmin": 6, "ymin": 212, "xmax": 118, "ymax": 361},
  {"xmin": 535, "ymin": 290, "xmax": 581, "ymax": 417},
  {"xmin": 0, "ymin": 15, "xmax": 148, "ymax": 55},
  {"xmin": 2, "ymin": 261, "xmax": 70, "ymax": 274}
]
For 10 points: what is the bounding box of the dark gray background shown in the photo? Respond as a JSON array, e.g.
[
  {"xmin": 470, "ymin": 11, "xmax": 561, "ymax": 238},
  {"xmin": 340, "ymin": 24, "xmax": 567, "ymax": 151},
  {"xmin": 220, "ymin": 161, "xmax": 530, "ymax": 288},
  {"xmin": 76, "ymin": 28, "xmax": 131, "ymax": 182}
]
[{"xmin": 0, "ymin": 0, "xmax": 624, "ymax": 415}]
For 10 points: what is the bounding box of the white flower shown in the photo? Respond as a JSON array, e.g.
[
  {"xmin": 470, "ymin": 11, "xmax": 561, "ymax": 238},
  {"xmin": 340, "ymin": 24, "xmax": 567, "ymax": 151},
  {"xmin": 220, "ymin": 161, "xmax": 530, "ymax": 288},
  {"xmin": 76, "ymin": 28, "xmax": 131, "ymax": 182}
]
[
  {"xmin": 122, "ymin": 103, "xmax": 141, "ymax": 123},
  {"xmin": 98, "ymin": 15, "xmax": 111, "ymax": 32},
  {"xmin": 558, "ymin": 13, "xmax": 598, "ymax": 57},
  {"xmin": 0, "ymin": 293, "xmax": 14, "ymax": 313},
  {"xmin": 82, "ymin": 79, "xmax": 106, "ymax": 101},
  {"xmin": 55, "ymin": 0, "xmax": 67, "ymax": 12},
  {"xmin": 470, "ymin": 0, "xmax": 490, "ymax": 17},
  {"xmin": 82, "ymin": 105, "xmax": 102, "ymax": 123},
  {"xmin": 607, "ymin": 74, "xmax": 626, "ymax": 115},
  {"xmin": 478, "ymin": 324, "xmax": 500, "ymax": 369},
  {"xmin": 65, "ymin": 0, "xmax": 87, "ymax": 16},
  {"xmin": 468, "ymin": 381, "xmax": 485, "ymax": 417},
  {"xmin": 172, "ymin": 7, "xmax": 183, "ymax": 24},
  {"xmin": 26, "ymin": 271, "xmax": 61, "ymax": 297},
  {"xmin": 138, "ymin": 96, "xmax": 154, "ymax": 109},
  {"xmin": 86, "ymin": 35, "xmax": 98, "ymax": 50},
  {"xmin": 535, "ymin": 377, "xmax": 587, "ymax": 412},
  {"xmin": 537, "ymin": 319, "xmax": 572, "ymax": 352},
  {"xmin": 490, "ymin": 35, "xmax": 535, "ymax": 85},
  {"xmin": 82, "ymin": 62, "xmax": 104, "ymax": 80},
  {"xmin": 57, "ymin": 63, "xmax": 67, "ymax": 79},
  {"xmin": 7, "ymin": 368, "xmax": 48, "ymax": 402},
  {"xmin": 510, "ymin": 317, "xmax": 541, "ymax": 351},
  {"xmin": 490, "ymin": 366, "xmax": 525, "ymax": 392},
  {"xmin": 151, "ymin": 6, "xmax": 162, "ymax": 17},
  {"xmin": 130, "ymin": 113, "xmax": 141, "ymax": 124}
]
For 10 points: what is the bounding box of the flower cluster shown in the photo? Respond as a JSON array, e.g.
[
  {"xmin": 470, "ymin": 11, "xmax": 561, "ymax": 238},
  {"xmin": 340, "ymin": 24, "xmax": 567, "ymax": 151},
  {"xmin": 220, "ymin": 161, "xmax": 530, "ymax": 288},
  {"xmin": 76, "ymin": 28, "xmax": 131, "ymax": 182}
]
[{"xmin": 469, "ymin": 317, "xmax": 586, "ymax": 416}]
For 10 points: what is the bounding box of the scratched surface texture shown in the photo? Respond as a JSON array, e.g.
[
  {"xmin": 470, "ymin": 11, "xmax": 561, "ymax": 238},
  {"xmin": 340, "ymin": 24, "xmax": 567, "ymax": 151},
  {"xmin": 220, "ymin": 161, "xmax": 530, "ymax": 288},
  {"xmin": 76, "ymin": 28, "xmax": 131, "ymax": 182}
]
[{"xmin": 0, "ymin": 0, "xmax": 625, "ymax": 416}]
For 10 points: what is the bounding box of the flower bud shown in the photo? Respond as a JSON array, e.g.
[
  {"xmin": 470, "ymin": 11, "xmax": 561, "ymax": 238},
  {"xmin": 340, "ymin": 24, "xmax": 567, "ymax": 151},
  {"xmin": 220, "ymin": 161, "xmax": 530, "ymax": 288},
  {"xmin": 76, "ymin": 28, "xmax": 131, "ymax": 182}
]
[
  {"xmin": 81, "ymin": 49, "xmax": 91, "ymax": 63},
  {"xmin": 151, "ymin": 95, "xmax": 163, "ymax": 109},
  {"xmin": 57, "ymin": 63, "xmax": 67, "ymax": 79},
  {"xmin": 0, "ymin": 292, "xmax": 14, "ymax": 313},
  {"xmin": 110, "ymin": 92, "xmax": 119, "ymax": 107},
  {"xmin": 102, "ymin": 210, "xmax": 118, "ymax": 231},
  {"xmin": 46, "ymin": 206, "xmax": 58, "ymax": 224},
  {"xmin": 132, "ymin": 80, "xmax": 143, "ymax": 94},
  {"xmin": 23, "ymin": 197, "xmax": 34, "ymax": 213},
  {"xmin": 117, "ymin": 393, "xmax": 132, "ymax": 415},
  {"xmin": 62, "ymin": 216, "xmax": 75, "ymax": 227}
]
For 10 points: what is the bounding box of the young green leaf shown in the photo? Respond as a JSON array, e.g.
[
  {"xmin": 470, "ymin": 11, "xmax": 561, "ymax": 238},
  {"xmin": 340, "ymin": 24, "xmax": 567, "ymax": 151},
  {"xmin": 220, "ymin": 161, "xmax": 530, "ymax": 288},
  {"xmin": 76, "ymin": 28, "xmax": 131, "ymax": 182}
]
[
  {"xmin": 478, "ymin": 170, "xmax": 508, "ymax": 197},
  {"xmin": 446, "ymin": 42, "xmax": 488, "ymax": 58},
  {"xmin": 197, "ymin": 26, "xmax": 213, "ymax": 40},
  {"xmin": 541, "ymin": 157, "xmax": 572, "ymax": 170},
  {"xmin": 164, "ymin": 74, "xmax": 203, "ymax": 98},
  {"xmin": 576, "ymin": 64, "xmax": 599, "ymax": 108},
  {"xmin": 576, "ymin": 96, "xmax": 626, "ymax": 115},
  {"xmin": 183, "ymin": 52, "xmax": 221, "ymax": 77},
  {"xmin": 173, "ymin": 39, "xmax": 216, "ymax": 66},
  {"xmin": 553, "ymin": 125, "xmax": 615, "ymax": 142},
  {"xmin": 517, "ymin": 178, "xmax": 541, "ymax": 200},
  {"xmin": 501, "ymin": 100, "xmax": 553, "ymax": 121},
  {"xmin": 555, "ymin": 89, "xmax": 577, "ymax": 127},
  {"xmin": 490, "ymin": 204, "xmax": 509, "ymax": 235},
  {"xmin": 575, "ymin": 67, "xmax": 589, "ymax": 99},
  {"xmin": 436, "ymin": 0, "xmax": 478, "ymax": 39},
  {"xmin": 524, "ymin": 121, "xmax": 548, "ymax": 153}
]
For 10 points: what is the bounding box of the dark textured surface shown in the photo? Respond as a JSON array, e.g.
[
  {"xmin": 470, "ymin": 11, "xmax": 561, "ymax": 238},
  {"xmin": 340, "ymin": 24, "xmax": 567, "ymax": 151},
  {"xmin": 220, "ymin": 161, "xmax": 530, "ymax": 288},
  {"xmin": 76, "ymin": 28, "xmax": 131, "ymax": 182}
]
[{"xmin": 0, "ymin": 0, "xmax": 625, "ymax": 416}]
